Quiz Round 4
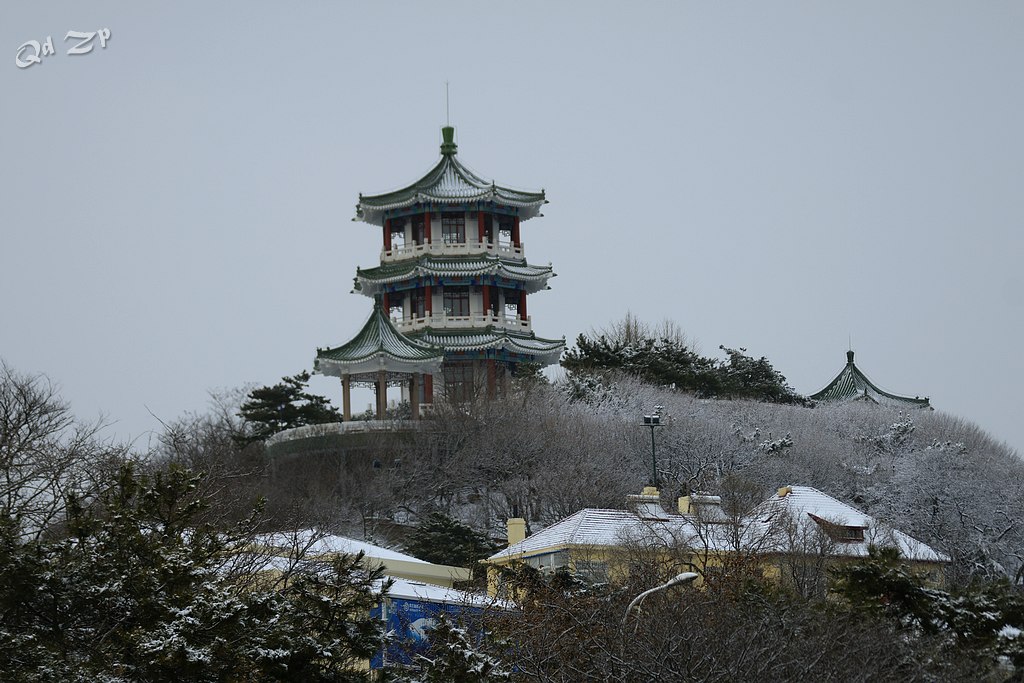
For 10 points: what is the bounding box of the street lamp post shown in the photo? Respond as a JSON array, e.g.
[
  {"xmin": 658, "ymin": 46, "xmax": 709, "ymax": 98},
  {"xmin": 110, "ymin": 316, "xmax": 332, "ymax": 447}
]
[
  {"xmin": 642, "ymin": 405, "xmax": 664, "ymax": 488},
  {"xmin": 622, "ymin": 571, "xmax": 698, "ymax": 625}
]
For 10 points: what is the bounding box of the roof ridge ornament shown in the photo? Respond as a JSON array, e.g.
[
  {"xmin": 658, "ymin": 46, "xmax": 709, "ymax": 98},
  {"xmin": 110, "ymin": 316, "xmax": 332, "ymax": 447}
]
[{"xmin": 440, "ymin": 125, "xmax": 458, "ymax": 155}]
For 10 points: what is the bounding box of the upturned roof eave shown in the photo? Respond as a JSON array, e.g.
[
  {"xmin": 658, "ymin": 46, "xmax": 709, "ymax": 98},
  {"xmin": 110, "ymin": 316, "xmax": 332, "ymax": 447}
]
[
  {"xmin": 313, "ymin": 306, "xmax": 445, "ymax": 376},
  {"xmin": 355, "ymin": 152, "xmax": 546, "ymax": 226},
  {"xmin": 809, "ymin": 359, "xmax": 930, "ymax": 407}
]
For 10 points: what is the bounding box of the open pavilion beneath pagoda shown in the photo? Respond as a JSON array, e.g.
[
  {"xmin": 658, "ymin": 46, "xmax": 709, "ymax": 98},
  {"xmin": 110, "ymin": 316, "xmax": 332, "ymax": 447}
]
[{"xmin": 314, "ymin": 305, "xmax": 444, "ymax": 420}]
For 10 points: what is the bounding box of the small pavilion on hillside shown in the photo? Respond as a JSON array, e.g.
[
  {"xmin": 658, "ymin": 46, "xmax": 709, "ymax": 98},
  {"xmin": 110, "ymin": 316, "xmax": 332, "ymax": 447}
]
[
  {"xmin": 810, "ymin": 350, "xmax": 931, "ymax": 409},
  {"xmin": 314, "ymin": 305, "xmax": 444, "ymax": 420}
]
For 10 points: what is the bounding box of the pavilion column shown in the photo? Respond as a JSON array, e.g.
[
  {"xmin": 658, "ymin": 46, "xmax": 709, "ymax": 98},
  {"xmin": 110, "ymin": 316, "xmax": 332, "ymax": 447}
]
[
  {"xmin": 376, "ymin": 370, "xmax": 387, "ymax": 419},
  {"xmin": 424, "ymin": 374, "xmax": 434, "ymax": 404},
  {"xmin": 478, "ymin": 211, "xmax": 486, "ymax": 245},
  {"xmin": 342, "ymin": 375, "xmax": 352, "ymax": 422},
  {"xmin": 424, "ymin": 211, "xmax": 432, "ymax": 244},
  {"xmin": 384, "ymin": 219, "xmax": 392, "ymax": 251},
  {"xmin": 519, "ymin": 290, "xmax": 527, "ymax": 320},
  {"xmin": 512, "ymin": 216, "xmax": 521, "ymax": 247},
  {"xmin": 424, "ymin": 284, "xmax": 433, "ymax": 316},
  {"xmin": 410, "ymin": 373, "xmax": 420, "ymax": 420}
]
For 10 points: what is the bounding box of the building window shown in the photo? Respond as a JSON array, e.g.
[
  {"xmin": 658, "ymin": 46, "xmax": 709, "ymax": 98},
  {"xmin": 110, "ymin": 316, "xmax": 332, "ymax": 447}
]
[
  {"xmin": 390, "ymin": 218, "xmax": 406, "ymax": 249},
  {"xmin": 443, "ymin": 286, "xmax": 470, "ymax": 317},
  {"xmin": 388, "ymin": 293, "xmax": 404, "ymax": 320},
  {"xmin": 497, "ymin": 216, "xmax": 514, "ymax": 246},
  {"xmin": 444, "ymin": 362, "xmax": 474, "ymax": 402},
  {"xmin": 412, "ymin": 216, "xmax": 426, "ymax": 246},
  {"xmin": 442, "ymin": 213, "xmax": 465, "ymax": 244},
  {"xmin": 574, "ymin": 560, "xmax": 609, "ymax": 583},
  {"xmin": 410, "ymin": 290, "xmax": 426, "ymax": 318}
]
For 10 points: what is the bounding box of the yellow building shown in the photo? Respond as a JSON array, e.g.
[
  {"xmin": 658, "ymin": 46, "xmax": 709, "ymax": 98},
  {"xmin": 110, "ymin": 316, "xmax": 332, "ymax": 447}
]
[{"xmin": 484, "ymin": 485, "xmax": 948, "ymax": 596}]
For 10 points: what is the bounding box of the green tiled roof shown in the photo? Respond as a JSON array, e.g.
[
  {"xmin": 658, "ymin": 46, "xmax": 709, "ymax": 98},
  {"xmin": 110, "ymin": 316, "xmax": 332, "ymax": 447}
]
[
  {"xmin": 412, "ymin": 328, "xmax": 565, "ymax": 366},
  {"xmin": 355, "ymin": 127, "xmax": 546, "ymax": 226},
  {"xmin": 315, "ymin": 305, "xmax": 444, "ymax": 378},
  {"xmin": 810, "ymin": 351, "xmax": 931, "ymax": 409},
  {"xmin": 355, "ymin": 255, "xmax": 554, "ymax": 297}
]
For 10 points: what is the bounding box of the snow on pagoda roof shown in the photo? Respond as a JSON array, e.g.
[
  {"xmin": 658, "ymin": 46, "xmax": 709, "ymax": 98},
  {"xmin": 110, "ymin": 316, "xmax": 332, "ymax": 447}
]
[
  {"xmin": 810, "ymin": 350, "xmax": 931, "ymax": 409},
  {"xmin": 314, "ymin": 305, "xmax": 445, "ymax": 378},
  {"xmin": 413, "ymin": 328, "xmax": 565, "ymax": 366},
  {"xmin": 355, "ymin": 255, "xmax": 554, "ymax": 297},
  {"xmin": 355, "ymin": 126, "xmax": 546, "ymax": 226}
]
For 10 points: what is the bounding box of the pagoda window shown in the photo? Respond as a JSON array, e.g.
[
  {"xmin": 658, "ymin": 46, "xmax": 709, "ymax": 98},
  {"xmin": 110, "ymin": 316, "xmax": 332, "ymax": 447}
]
[
  {"xmin": 388, "ymin": 293, "xmax": 404, "ymax": 320},
  {"xmin": 443, "ymin": 286, "xmax": 470, "ymax": 317},
  {"xmin": 503, "ymin": 288, "xmax": 519, "ymax": 318},
  {"xmin": 412, "ymin": 215, "xmax": 426, "ymax": 246},
  {"xmin": 389, "ymin": 218, "xmax": 407, "ymax": 249},
  {"xmin": 442, "ymin": 213, "xmax": 466, "ymax": 244},
  {"xmin": 444, "ymin": 361, "xmax": 474, "ymax": 402},
  {"xmin": 410, "ymin": 290, "xmax": 427, "ymax": 318},
  {"xmin": 497, "ymin": 216, "xmax": 514, "ymax": 246}
]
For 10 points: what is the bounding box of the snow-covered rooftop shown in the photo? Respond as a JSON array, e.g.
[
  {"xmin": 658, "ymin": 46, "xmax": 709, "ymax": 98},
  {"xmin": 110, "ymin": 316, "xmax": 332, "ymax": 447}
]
[{"xmin": 487, "ymin": 485, "xmax": 948, "ymax": 565}]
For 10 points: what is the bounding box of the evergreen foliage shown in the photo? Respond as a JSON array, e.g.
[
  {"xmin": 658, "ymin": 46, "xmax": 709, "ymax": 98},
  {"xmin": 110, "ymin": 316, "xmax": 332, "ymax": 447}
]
[
  {"xmin": 405, "ymin": 513, "xmax": 497, "ymax": 582},
  {"xmin": 561, "ymin": 317, "xmax": 804, "ymax": 404},
  {"xmin": 833, "ymin": 545, "xmax": 1024, "ymax": 670},
  {"xmin": 237, "ymin": 371, "xmax": 341, "ymax": 443},
  {"xmin": 402, "ymin": 615, "xmax": 510, "ymax": 683},
  {"xmin": 0, "ymin": 462, "xmax": 386, "ymax": 682}
]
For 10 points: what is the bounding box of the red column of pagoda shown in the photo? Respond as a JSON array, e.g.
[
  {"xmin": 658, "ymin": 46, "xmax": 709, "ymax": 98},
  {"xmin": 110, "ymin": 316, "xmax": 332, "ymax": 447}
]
[
  {"xmin": 519, "ymin": 290, "xmax": 527, "ymax": 320},
  {"xmin": 512, "ymin": 216, "xmax": 521, "ymax": 247},
  {"xmin": 384, "ymin": 219, "xmax": 392, "ymax": 251}
]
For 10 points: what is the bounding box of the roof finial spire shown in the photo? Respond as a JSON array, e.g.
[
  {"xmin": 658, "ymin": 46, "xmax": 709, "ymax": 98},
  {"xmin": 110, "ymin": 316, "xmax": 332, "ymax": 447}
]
[{"xmin": 440, "ymin": 83, "xmax": 457, "ymax": 156}]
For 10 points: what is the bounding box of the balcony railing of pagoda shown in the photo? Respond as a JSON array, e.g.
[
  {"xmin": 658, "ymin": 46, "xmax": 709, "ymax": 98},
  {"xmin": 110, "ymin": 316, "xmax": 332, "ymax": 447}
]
[
  {"xmin": 392, "ymin": 312, "xmax": 533, "ymax": 333},
  {"xmin": 381, "ymin": 240, "xmax": 524, "ymax": 262}
]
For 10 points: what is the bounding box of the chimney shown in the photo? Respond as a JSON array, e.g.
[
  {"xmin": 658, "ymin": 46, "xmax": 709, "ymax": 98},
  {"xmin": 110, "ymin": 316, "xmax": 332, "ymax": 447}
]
[
  {"xmin": 678, "ymin": 495, "xmax": 692, "ymax": 515},
  {"xmin": 778, "ymin": 486, "xmax": 793, "ymax": 498},
  {"xmin": 507, "ymin": 517, "xmax": 527, "ymax": 546},
  {"xmin": 627, "ymin": 487, "xmax": 668, "ymax": 520}
]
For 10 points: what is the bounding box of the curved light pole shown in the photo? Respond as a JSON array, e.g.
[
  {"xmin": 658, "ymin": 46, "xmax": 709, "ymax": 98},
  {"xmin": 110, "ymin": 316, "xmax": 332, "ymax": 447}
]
[{"xmin": 622, "ymin": 571, "xmax": 698, "ymax": 625}]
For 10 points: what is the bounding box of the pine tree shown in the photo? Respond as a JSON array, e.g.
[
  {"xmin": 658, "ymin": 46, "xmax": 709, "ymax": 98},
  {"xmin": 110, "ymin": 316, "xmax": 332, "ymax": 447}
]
[{"xmin": 237, "ymin": 371, "xmax": 341, "ymax": 443}]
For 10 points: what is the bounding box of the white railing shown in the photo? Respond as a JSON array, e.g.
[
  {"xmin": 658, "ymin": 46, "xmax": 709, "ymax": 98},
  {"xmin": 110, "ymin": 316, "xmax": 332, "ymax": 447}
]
[
  {"xmin": 393, "ymin": 312, "xmax": 532, "ymax": 333},
  {"xmin": 265, "ymin": 420, "xmax": 423, "ymax": 446},
  {"xmin": 381, "ymin": 240, "xmax": 524, "ymax": 262}
]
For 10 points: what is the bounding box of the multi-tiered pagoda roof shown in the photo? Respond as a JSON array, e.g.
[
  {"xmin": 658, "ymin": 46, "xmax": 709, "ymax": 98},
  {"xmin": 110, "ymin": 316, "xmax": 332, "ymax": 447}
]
[{"xmin": 315, "ymin": 125, "xmax": 564, "ymax": 417}]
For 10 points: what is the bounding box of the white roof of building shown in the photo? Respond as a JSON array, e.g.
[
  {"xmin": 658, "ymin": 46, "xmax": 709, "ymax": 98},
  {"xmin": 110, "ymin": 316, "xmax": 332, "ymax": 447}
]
[
  {"xmin": 747, "ymin": 485, "xmax": 948, "ymax": 562},
  {"xmin": 487, "ymin": 485, "xmax": 948, "ymax": 564},
  {"xmin": 255, "ymin": 529, "xmax": 429, "ymax": 564},
  {"xmin": 488, "ymin": 508, "xmax": 731, "ymax": 562}
]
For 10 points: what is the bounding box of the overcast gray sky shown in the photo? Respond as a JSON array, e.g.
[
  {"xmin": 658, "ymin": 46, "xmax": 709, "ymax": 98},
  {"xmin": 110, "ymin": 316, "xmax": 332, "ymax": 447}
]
[{"xmin": 2, "ymin": 2, "xmax": 1021, "ymax": 454}]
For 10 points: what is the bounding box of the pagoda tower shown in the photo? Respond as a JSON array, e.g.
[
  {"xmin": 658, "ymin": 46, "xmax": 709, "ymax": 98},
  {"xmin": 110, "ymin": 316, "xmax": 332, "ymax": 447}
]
[
  {"xmin": 810, "ymin": 350, "xmax": 931, "ymax": 409},
  {"xmin": 314, "ymin": 126, "xmax": 564, "ymax": 417}
]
